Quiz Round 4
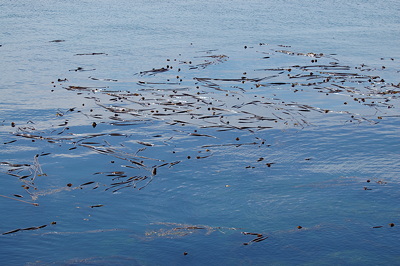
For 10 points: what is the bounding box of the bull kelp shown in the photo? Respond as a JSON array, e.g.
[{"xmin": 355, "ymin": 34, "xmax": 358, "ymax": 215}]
[{"xmin": 1, "ymin": 43, "xmax": 399, "ymax": 265}]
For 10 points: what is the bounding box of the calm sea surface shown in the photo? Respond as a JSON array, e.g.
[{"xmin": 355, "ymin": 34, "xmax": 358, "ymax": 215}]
[{"xmin": 1, "ymin": 1, "xmax": 400, "ymax": 265}]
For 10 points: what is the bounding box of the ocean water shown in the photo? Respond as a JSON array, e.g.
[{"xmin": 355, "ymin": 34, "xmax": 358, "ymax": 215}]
[{"xmin": 1, "ymin": 0, "xmax": 400, "ymax": 265}]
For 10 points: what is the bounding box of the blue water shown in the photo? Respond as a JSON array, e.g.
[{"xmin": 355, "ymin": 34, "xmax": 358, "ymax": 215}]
[{"xmin": 1, "ymin": 1, "xmax": 400, "ymax": 265}]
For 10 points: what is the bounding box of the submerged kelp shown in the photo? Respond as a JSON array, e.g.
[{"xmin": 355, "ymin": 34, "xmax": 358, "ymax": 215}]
[{"xmin": 1, "ymin": 44, "xmax": 399, "ymax": 264}]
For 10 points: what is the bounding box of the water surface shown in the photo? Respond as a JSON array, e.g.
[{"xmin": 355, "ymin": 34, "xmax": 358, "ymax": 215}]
[{"xmin": 1, "ymin": 1, "xmax": 400, "ymax": 265}]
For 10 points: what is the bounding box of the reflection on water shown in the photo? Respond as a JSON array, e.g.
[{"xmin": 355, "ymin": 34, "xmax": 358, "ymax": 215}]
[{"xmin": 1, "ymin": 0, "xmax": 400, "ymax": 265}]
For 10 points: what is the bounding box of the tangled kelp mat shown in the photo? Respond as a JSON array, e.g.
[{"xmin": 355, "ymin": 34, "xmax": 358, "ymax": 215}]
[
  {"xmin": 1, "ymin": 44, "xmax": 399, "ymax": 245},
  {"xmin": 144, "ymin": 222, "xmax": 271, "ymax": 246}
]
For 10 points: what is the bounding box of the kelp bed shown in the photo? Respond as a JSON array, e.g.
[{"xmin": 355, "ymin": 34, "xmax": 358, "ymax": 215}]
[{"xmin": 1, "ymin": 43, "xmax": 399, "ymax": 255}]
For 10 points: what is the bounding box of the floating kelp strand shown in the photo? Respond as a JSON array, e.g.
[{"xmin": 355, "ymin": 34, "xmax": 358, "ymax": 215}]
[
  {"xmin": 95, "ymin": 102, "xmax": 140, "ymax": 114},
  {"xmin": 232, "ymin": 100, "xmax": 262, "ymax": 109},
  {"xmin": 151, "ymin": 112, "xmax": 174, "ymax": 117},
  {"xmin": 169, "ymin": 161, "xmax": 181, "ymax": 168},
  {"xmin": 194, "ymin": 54, "xmax": 228, "ymax": 60},
  {"xmin": 198, "ymin": 115, "xmax": 221, "ymax": 119},
  {"xmin": 188, "ymin": 54, "xmax": 228, "ymax": 69},
  {"xmin": 242, "ymin": 232, "xmax": 269, "ymax": 245},
  {"xmin": 75, "ymin": 52, "xmax": 108, "ymax": 56},
  {"xmin": 109, "ymin": 173, "xmax": 128, "ymax": 180},
  {"xmin": 195, "ymin": 77, "xmax": 268, "ymax": 83},
  {"xmin": 133, "ymin": 147, "xmax": 146, "ymax": 155},
  {"xmin": 0, "ymin": 194, "xmax": 39, "ymax": 206},
  {"xmin": 298, "ymin": 65, "xmax": 352, "ymax": 71},
  {"xmin": 317, "ymin": 71, "xmax": 368, "ymax": 78},
  {"xmin": 137, "ymin": 177, "xmax": 154, "ymax": 190},
  {"xmin": 127, "ymin": 158, "xmax": 150, "ymax": 166},
  {"xmin": 287, "ymin": 73, "xmax": 324, "ymax": 80},
  {"xmin": 89, "ymin": 76, "xmax": 118, "ymax": 82},
  {"xmin": 0, "ymin": 162, "xmax": 31, "ymax": 167},
  {"xmin": 240, "ymin": 110, "xmax": 279, "ymax": 121},
  {"xmin": 23, "ymin": 225, "xmax": 46, "ymax": 230},
  {"xmin": 378, "ymin": 89, "xmax": 400, "ymax": 95},
  {"xmin": 2, "ymin": 222, "xmax": 55, "ymax": 235},
  {"xmin": 195, "ymin": 153, "xmax": 213, "ymax": 159},
  {"xmin": 137, "ymin": 82, "xmax": 181, "ymax": 86},
  {"xmin": 259, "ymin": 82, "xmax": 291, "ymax": 86},
  {"xmin": 330, "ymin": 84, "xmax": 359, "ymax": 93},
  {"xmin": 79, "ymin": 144, "xmax": 110, "ymax": 155},
  {"xmin": 109, "ymin": 179, "xmax": 134, "ymax": 186},
  {"xmin": 2, "ymin": 171, "xmax": 25, "ymax": 178},
  {"xmin": 12, "ymin": 133, "xmax": 44, "ymax": 140},
  {"xmin": 13, "ymin": 132, "xmax": 76, "ymax": 142},
  {"xmin": 188, "ymin": 133, "xmax": 217, "ymax": 138},
  {"xmin": 90, "ymin": 204, "xmax": 104, "ymax": 208},
  {"xmin": 56, "ymin": 127, "xmax": 70, "ymax": 135},
  {"xmin": 136, "ymin": 141, "xmax": 154, "ymax": 147},
  {"xmin": 3, "ymin": 140, "xmax": 17, "ymax": 144},
  {"xmin": 0, "ymin": 155, "xmax": 45, "ymax": 193},
  {"xmin": 94, "ymin": 171, "xmax": 124, "ymax": 176},
  {"xmin": 255, "ymin": 68, "xmax": 287, "ymax": 72},
  {"xmin": 69, "ymin": 67, "xmax": 96, "ymax": 72},
  {"xmin": 155, "ymin": 162, "xmax": 170, "ymax": 168},
  {"xmin": 83, "ymin": 145, "xmax": 151, "ymax": 164},
  {"xmin": 108, "ymin": 133, "xmax": 129, "ymax": 137},
  {"xmin": 65, "ymin": 85, "xmax": 108, "ymax": 91},
  {"xmin": 2, "ymin": 229, "xmax": 21, "ymax": 235},
  {"xmin": 199, "ymin": 124, "xmax": 235, "ymax": 131},
  {"xmin": 275, "ymin": 50, "xmax": 325, "ymax": 58},
  {"xmin": 80, "ymin": 181, "xmax": 95, "ymax": 186},
  {"xmin": 108, "ymin": 115, "xmax": 149, "ymax": 123},
  {"xmin": 175, "ymin": 93, "xmax": 213, "ymax": 105},
  {"xmin": 104, "ymin": 174, "xmax": 153, "ymax": 192},
  {"xmin": 136, "ymin": 67, "xmax": 170, "ymax": 76}
]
